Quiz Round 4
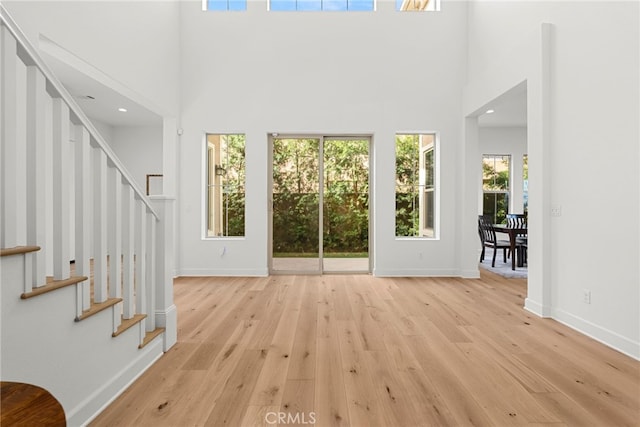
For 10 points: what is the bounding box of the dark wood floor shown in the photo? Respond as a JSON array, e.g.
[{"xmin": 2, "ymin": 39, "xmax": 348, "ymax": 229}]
[{"xmin": 91, "ymin": 270, "xmax": 640, "ymax": 426}]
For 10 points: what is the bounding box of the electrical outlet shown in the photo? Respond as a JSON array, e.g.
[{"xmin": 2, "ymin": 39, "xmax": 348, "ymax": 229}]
[
  {"xmin": 551, "ymin": 205, "xmax": 562, "ymax": 217},
  {"xmin": 582, "ymin": 289, "xmax": 591, "ymax": 304}
]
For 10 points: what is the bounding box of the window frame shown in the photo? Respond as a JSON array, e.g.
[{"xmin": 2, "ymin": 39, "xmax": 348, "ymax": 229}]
[
  {"xmin": 202, "ymin": 0, "xmax": 247, "ymax": 12},
  {"xmin": 482, "ymin": 154, "xmax": 511, "ymax": 224},
  {"xmin": 395, "ymin": 132, "xmax": 439, "ymax": 239},
  {"xmin": 203, "ymin": 133, "xmax": 246, "ymax": 239}
]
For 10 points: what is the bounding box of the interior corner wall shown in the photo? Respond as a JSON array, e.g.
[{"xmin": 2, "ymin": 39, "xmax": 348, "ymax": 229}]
[
  {"xmin": 466, "ymin": 0, "xmax": 639, "ymax": 359},
  {"xmin": 177, "ymin": 1, "xmax": 468, "ymax": 276},
  {"xmin": 109, "ymin": 126, "xmax": 164, "ymax": 194}
]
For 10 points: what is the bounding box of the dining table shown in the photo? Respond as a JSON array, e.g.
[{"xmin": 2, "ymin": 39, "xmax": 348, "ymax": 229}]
[{"xmin": 493, "ymin": 224, "xmax": 527, "ymax": 270}]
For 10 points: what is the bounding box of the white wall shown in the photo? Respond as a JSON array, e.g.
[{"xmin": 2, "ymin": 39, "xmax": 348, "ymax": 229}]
[
  {"xmin": 110, "ymin": 126, "xmax": 164, "ymax": 194},
  {"xmin": 3, "ymin": 0, "xmax": 180, "ymax": 117},
  {"xmin": 466, "ymin": 1, "xmax": 639, "ymax": 358},
  {"xmin": 479, "ymin": 126, "xmax": 527, "ymax": 214},
  {"xmin": 177, "ymin": 0, "xmax": 468, "ymax": 276}
]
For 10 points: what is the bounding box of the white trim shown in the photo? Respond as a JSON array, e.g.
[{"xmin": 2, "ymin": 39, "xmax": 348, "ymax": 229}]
[
  {"xmin": 68, "ymin": 340, "xmax": 163, "ymax": 427},
  {"xmin": 550, "ymin": 307, "xmax": 640, "ymax": 361},
  {"xmin": 155, "ymin": 304, "xmax": 177, "ymax": 351},
  {"xmin": 373, "ymin": 268, "xmax": 459, "ymax": 277},
  {"xmin": 179, "ymin": 268, "xmax": 269, "ymax": 277}
]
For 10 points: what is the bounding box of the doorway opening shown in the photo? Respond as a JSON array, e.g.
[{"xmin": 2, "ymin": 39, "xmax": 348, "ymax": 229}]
[{"xmin": 269, "ymin": 135, "xmax": 371, "ymax": 274}]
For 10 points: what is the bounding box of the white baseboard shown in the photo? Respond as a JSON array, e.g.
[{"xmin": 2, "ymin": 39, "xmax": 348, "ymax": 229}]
[
  {"xmin": 69, "ymin": 339, "xmax": 164, "ymax": 426},
  {"xmin": 550, "ymin": 307, "xmax": 640, "ymax": 361},
  {"xmin": 373, "ymin": 268, "xmax": 459, "ymax": 277},
  {"xmin": 178, "ymin": 268, "xmax": 269, "ymax": 277},
  {"xmin": 156, "ymin": 304, "xmax": 177, "ymax": 351}
]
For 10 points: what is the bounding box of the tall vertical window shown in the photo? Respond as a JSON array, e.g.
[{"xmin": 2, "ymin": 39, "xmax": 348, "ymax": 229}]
[
  {"xmin": 482, "ymin": 155, "xmax": 510, "ymax": 224},
  {"xmin": 204, "ymin": 0, "xmax": 247, "ymax": 11},
  {"xmin": 396, "ymin": 0, "xmax": 440, "ymax": 11},
  {"xmin": 206, "ymin": 134, "xmax": 246, "ymax": 237},
  {"xmin": 395, "ymin": 133, "xmax": 437, "ymax": 238}
]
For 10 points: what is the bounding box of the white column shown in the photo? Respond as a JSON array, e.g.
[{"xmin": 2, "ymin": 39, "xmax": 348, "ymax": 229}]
[
  {"xmin": 92, "ymin": 145, "xmax": 108, "ymax": 302},
  {"xmin": 51, "ymin": 98, "xmax": 70, "ymax": 280},
  {"xmin": 150, "ymin": 196, "xmax": 177, "ymax": 351},
  {"xmin": 121, "ymin": 185, "xmax": 135, "ymax": 319},
  {"xmin": 1, "ymin": 25, "xmax": 18, "ymax": 248},
  {"xmin": 26, "ymin": 66, "xmax": 47, "ymax": 289},
  {"xmin": 74, "ymin": 125, "xmax": 91, "ymax": 313}
]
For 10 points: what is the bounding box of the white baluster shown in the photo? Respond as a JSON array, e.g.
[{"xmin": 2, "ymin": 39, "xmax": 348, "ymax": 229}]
[
  {"xmin": 135, "ymin": 199, "xmax": 147, "ymax": 317},
  {"xmin": 51, "ymin": 98, "xmax": 70, "ymax": 280},
  {"xmin": 74, "ymin": 125, "xmax": 91, "ymax": 313},
  {"xmin": 92, "ymin": 145, "xmax": 108, "ymax": 302},
  {"xmin": 108, "ymin": 165, "xmax": 123, "ymax": 295},
  {"xmin": 1, "ymin": 25, "xmax": 18, "ymax": 248},
  {"xmin": 26, "ymin": 66, "xmax": 47, "ymax": 289},
  {"xmin": 108, "ymin": 165, "xmax": 123, "ymax": 332},
  {"xmin": 121, "ymin": 185, "xmax": 135, "ymax": 319},
  {"xmin": 146, "ymin": 214, "xmax": 157, "ymax": 331}
]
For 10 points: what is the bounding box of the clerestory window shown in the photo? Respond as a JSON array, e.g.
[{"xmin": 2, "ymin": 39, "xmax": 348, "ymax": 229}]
[
  {"xmin": 203, "ymin": 0, "xmax": 247, "ymax": 11},
  {"xmin": 270, "ymin": 0, "xmax": 375, "ymax": 11}
]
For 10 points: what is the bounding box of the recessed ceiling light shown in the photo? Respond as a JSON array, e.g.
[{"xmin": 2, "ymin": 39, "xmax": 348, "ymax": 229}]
[
  {"xmin": 118, "ymin": 107, "xmax": 127, "ymax": 112},
  {"xmin": 486, "ymin": 109, "xmax": 495, "ymax": 114}
]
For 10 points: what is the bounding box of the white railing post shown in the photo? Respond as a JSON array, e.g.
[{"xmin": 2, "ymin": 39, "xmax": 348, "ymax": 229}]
[
  {"xmin": 51, "ymin": 98, "xmax": 70, "ymax": 281},
  {"xmin": 150, "ymin": 196, "xmax": 177, "ymax": 351},
  {"xmin": 1, "ymin": 25, "xmax": 19, "ymax": 248},
  {"xmin": 135, "ymin": 199, "xmax": 147, "ymax": 318},
  {"xmin": 26, "ymin": 66, "xmax": 47, "ymax": 289},
  {"xmin": 122, "ymin": 185, "xmax": 135, "ymax": 319},
  {"xmin": 146, "ymin": 213, "xmax": 157, "ymax": 331},
  {"xmin": 92, "ymin": 145, "xmax": 108, "ymax": 302},
  {"xmin": 74, "ymin": 125, "xmax": 91, "ymax": 313}
]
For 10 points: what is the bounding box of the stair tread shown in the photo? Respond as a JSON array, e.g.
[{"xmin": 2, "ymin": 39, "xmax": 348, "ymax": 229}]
[
  {"xmin": 1, "ymin": 246, "xmax": 40, "ymax": 257},
  {"xmin": 75, "ymin": 298, "xmax": 123, "ymax": 322},
  {"xmin": 139, "ymin": 328, "xmax": 165, "ymax": 349},
  {"xmin": 21, "ymin": 276, "xmax": 88, "ymax": 299},
  {"xmin": 113, "ymin": 314, "xmax": 147, "ymax": 337}
]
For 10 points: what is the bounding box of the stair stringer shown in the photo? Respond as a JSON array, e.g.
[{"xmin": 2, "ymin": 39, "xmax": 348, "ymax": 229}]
[{"xmin": 1, "ymin": 253, "xmax": 164, "ymax": 426}]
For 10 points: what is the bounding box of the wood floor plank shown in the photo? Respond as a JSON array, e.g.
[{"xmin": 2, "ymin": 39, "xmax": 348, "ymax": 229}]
[
  {"xmin": 287, "ymin": 276, "xmax": 319, "ymax": 380},
  {"xmin": 90, "ymin": 273, "xmax": 640, "ymax": 427}
]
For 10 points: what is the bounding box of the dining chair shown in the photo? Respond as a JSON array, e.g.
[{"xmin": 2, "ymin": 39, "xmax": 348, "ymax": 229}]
[
  {"xmin": 478, "ymin": 215, "xmax": 511, "ymax": 267},
  {"xmin": 506, "ymin": 213, "xmax": 527, "ymax": 265}
]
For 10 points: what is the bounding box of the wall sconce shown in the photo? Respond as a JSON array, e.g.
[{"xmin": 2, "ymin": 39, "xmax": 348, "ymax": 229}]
[{"xmin": 215, "ymin": 164, "xmax": 226, "ymax": 176}]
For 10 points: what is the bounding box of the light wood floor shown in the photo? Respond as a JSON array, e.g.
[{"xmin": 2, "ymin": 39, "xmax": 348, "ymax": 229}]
[{"xmin": 91, "ymin": 270, "xmax": 640, "ymax": 426}]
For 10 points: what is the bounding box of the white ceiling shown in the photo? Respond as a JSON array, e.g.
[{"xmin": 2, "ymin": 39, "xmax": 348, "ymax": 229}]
[
  {"xmin": 477, "ymin": 83, "xmax": 527, "ymax": 128},
  {"xmin": 41, "ymin": 52, "xmax": 162, "ymax": 128}
]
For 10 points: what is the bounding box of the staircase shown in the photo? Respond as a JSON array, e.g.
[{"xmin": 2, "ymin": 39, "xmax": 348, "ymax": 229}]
[{"xmin": 1, "ymin": 5, "xmax": 176, "ymax": 425}]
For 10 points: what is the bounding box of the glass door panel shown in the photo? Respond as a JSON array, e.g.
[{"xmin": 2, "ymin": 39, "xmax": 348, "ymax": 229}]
[
  {"xmin": 271, "ymin": 138, "xmax": 321, "ymax": 273},
  {"xmin": 322, "ymin": 138, "xmax": 370, "ymax": 272}
]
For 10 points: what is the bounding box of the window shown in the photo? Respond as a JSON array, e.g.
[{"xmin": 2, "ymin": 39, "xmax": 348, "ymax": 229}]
[
  {"xmin": 203, "ymin": 0, "xmax": 246, "ymax": 11},
  {"xmin": 270, "ymin": 0, "xmax": 375, "ymax": 11},
  {"xmin": 206, "ymin": 134, "xmax": 246, "ymax": 237},
  {"xmin": 395, "ymin": 133, "xmax": 437, "ymax": 238},
  {"xmin": 482, "ymin": 155, "xmax": 510, "ymax": 224},
  {"xmin": 396, "ymin": 0, "xmax": 440, "ymax": 11}
]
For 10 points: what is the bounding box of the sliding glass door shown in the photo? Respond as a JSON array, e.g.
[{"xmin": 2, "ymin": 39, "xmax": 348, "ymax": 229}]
[{"xmin": 270, "ymin": 136, "xmax": 370, "ymax": 274}]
